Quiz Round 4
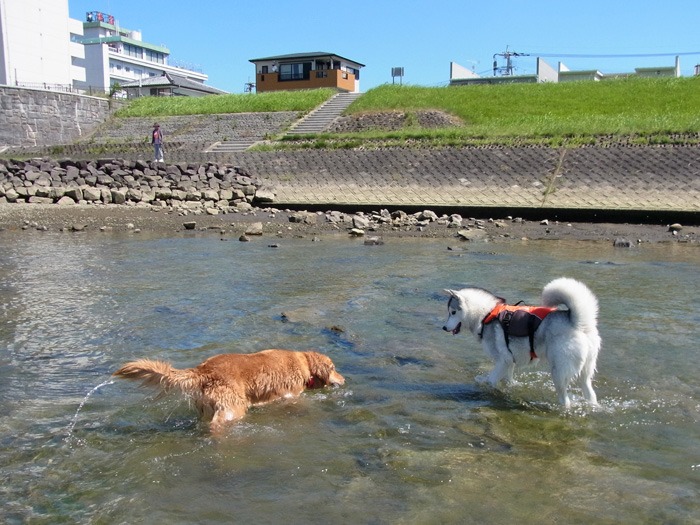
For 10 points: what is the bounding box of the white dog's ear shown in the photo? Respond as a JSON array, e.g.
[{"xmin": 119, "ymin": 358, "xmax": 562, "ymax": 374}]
[{"xmin": 443, "ymin": 289, "xmax": 460, "ymax": 298}]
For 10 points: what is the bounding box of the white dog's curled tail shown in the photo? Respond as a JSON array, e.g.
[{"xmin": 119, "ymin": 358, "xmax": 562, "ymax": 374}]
[{"xmin": 541, "ymin": 277, "xmax": 599, "ymax": 332}]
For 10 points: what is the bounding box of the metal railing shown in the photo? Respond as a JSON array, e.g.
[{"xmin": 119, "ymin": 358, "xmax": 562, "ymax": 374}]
[{"xmin": 12, "ymin": 82, "xmax": 111, "ymax": 97}]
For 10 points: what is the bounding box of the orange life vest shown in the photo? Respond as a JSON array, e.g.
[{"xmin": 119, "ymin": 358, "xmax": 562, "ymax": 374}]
[{"xmin": 481, "ymin": 303, "xmax": 558, "ymax": 360}]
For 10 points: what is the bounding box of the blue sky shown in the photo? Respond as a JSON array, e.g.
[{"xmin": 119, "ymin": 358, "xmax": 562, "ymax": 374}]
[{"xmin": 69, "ymin": 0, "xmax": 700, "ymax": 93}]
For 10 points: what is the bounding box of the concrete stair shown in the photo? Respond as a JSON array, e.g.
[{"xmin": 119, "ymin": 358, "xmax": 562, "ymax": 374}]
[
  {"xmin": 205, "ymin": 139, "xmax": 260, "ymax": 153},
  {"xmin": 286, "ymin": 92, "xmax": 362, "ymax": 135}
]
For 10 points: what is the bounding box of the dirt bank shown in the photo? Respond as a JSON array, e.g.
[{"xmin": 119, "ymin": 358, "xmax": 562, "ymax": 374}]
[{"xmin": 0, "ymin": 203, "xmax": 696, "ymax": 245}]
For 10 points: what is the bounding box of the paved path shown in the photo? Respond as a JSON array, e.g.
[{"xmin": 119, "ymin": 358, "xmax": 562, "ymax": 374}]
[{"xmin": 225, "ymin": 146, "xmax": 699, "ymax": 214}]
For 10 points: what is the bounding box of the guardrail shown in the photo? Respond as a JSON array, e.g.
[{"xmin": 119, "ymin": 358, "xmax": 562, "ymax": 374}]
[{"xmin": 13, "ymin": 82, "xmax": 110, "ymax": 97}]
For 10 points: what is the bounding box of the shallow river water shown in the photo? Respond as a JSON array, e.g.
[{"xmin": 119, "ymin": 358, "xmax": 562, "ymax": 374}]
[{"xmin": 0, "ymin": 230, "xmax": 698, "ymax": 524}]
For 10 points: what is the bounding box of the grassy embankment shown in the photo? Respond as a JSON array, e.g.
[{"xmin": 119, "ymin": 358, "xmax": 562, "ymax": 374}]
[
  {"xmin": 327, "ymin": 77, "xmax": 700, "ymax": 147},
  {"xmin": 114, "ymin": 88, "xmax": 336, "ymax": 117},
  {"xmin": 119, "ymin": 77, "xmax": 700, "ymax": 148}
]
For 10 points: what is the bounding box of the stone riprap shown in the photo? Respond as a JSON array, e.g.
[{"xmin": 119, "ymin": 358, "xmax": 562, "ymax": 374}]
[{"xmin": 0, "ymin": 158, "xmax": 270, "ymax": 213}]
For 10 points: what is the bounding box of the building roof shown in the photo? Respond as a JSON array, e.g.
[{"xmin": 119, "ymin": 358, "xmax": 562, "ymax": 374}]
[
  {"xmin": 80, "ymin": 34, "xmax": 169, "ymax": 54},
  {"xmin": 120, "ymin": 73, "xmax": 227, "ymax": 94},
  {"xmin": 249, "ymin": 52, "xmax": 365, "ymax": 68}
]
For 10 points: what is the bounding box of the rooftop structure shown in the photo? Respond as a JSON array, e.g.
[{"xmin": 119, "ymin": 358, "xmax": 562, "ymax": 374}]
[
  {"xmin": 76, "ymin": 10, "xmax": 222, "ymax": 95},
  {"xmin": 450, "ymin": 58, "xmax": 558, "ymax": 86},
  {"xmin": 450, "ymin": 55, "xmax": 682, "ymax": 86},
  {"xmin": 119, "ymin": 72, "xmax": 227, "ymax": 98},
  {"xmin": 250, "ymin": 52, "xmax": 364, "ymax": 93}
]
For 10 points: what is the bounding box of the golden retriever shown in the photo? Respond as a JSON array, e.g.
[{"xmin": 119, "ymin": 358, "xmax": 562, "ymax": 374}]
[{"xmin": 114, "ymin": 349, "xmax": 345, "ymax": 431}]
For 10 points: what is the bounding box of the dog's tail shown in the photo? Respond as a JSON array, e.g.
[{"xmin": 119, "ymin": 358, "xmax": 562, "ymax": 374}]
[
  {"xmin": 113, "ymin": 359, "xmax": 202, "ymax": 397},
  {"xmin": 541, "ymin": 277, "xmax": 599, "ymax": 333}
]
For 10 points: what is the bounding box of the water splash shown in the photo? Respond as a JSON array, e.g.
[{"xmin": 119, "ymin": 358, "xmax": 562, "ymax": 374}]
[{"xmin": 65, "ymin": 378, "xmax": 115, "ymax": 439}]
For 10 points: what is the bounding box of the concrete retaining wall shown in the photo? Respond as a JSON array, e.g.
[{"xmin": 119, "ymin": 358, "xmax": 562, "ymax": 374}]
[{"xmin": 0, "ymin": 86, "xmax": 118, "ymax": 148}]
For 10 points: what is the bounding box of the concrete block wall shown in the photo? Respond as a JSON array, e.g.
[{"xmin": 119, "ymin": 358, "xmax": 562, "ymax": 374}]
[
  {"xmin": 83, "ymin": 112, "xmax": 298, "ymax": 144},
  {"xmin": 0, "ymin": 86, "xmax": 118, "ymax": 148}
]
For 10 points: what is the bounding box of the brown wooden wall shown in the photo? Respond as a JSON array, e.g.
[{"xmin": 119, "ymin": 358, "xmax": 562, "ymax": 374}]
[{"xmin": 256, "ymin": 69, "xmax": 356, "ymax": 92}]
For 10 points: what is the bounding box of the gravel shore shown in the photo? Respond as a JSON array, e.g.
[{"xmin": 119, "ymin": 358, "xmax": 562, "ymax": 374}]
[{"xmin": 0, "ymin": 203, "xmax": 695, "ymax": 245}]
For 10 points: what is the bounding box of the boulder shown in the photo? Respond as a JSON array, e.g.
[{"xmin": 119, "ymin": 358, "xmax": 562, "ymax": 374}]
[
  {"xmin": 352, "ymin": 215, "xmax": 371, "ymax": 229},
  {"xmin": 64, "ymin": 187, "xmax": 83, "ymax": 202},
  {"xmin": 83, "ymin": 187, "xmax": 102, "ymax": 201},
  {"xmin": 254, "ymin": 186, "xmax": 276, "ymax": 203},
  {"xmin": 289, "ymin": 212, "xmax": 317, "ymax": 225},
  {"xmin": 418, "ymin": 210, "xmax": 439, "ymax": 222},
  {"xmin": 100, "ymin": 188, "xmax": 112, "ymax": 204},
  {"xmin": 126, "ymin": 188, "xmax": 142, "ymax": 202},
  {"xmin": 201, "ymin": 189, "xmax": 219, "ymax": 201},
  {"xmin": 245, "ymin": 222, "xmax": 264, "ymax": 235},
  {"xmin": 28, "ymin": 196, "xmax": 53, "ymax": 204},
  {"xmin": 57, "ymin": 196, "xmax": 76, "ymax": 205},
  {"xmin": 111, "ymin": 188, "xmax": 127, "ymax": 204},
  {"xmin": 49, "ymin": 187, "xmax": 66, "ymax": 200},
  {"xmin": 235, "ymin": 202, "xmax": 254, "ymax": 212},
  {"xmin": 457, "ymin": 229, "xmax": 487, "ymax": 241}
]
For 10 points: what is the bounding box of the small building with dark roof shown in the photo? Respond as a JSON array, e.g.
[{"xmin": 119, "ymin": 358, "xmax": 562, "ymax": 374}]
[
  {"xmin": 249, "ymin": 52, "xmax": 364, "ymax": 93},
  {"xmin": 119, "ymin": 72, "xmax": 227, "ymax": 98}
]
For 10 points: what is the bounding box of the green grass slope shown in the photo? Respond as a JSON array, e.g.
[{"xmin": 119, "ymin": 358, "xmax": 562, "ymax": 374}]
[
  {"xmin": 114, "ymin": 88, "xmax": 337, "ymax": 117},
  {"xmin": 113, "ymin": 77, "xmax": 700, "ymax": 147},
  {"xmin": 346, "ymin": 78, "xmax": 700, "ymax": 140}
]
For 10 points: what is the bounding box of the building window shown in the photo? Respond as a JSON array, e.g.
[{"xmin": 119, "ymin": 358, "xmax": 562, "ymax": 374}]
[
  {"xmin": 124, "ymin": 44, "xmax": 141, "ymax": 58},
  {"xmin": 279, "ymin": 62, "xmax": 311, "ymax": 81},
  {"xmin": 261, "ymin": 65, "xmax": 269, "ymax": 74},
  {"xmin": 145, "ymin": 49, "xmax": 165, "ymax": 64},
  {"xmin": 316, "ymin": 71, "xmax": 328, "ymax": 78}
]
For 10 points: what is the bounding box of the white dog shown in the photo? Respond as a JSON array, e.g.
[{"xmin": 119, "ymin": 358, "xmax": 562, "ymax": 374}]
[{"xmin": 443, "ymin": 277, "xmax": 601, "ymax": 407}]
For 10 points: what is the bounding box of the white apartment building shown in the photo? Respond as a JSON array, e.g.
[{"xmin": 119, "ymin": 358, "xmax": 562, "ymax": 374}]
[
  {"xmin": 0, "ymin": 0, "xmax": 222, "ymax": 95},
  {"xmin": 76, "ymin": 9, "xmax": 215, "ymax": 94},
  {"xmin": 0, "ymin": 0, "xmax": 75, "ymax": 86}
]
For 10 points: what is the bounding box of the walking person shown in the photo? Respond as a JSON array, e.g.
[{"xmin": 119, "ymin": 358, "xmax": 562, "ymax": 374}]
[{"xmin": 151, "ymin": 123, "xmax": 164, "ymax": 162}]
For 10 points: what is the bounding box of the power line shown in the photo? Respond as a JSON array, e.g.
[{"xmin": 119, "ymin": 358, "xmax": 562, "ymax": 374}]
[{"xmin": 526, "ymin": 51, "xmax": 700, "ymax": 59}]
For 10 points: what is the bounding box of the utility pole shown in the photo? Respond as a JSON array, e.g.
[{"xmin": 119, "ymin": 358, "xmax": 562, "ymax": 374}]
[{"xmin": 492, "ymin": 47, "xmax": 528, "ymax": 76}]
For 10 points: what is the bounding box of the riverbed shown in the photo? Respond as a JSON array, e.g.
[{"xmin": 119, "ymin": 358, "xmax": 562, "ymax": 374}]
[{"xmin": 0, "ymin": 231, "xmax": 697, "ymax": 523}]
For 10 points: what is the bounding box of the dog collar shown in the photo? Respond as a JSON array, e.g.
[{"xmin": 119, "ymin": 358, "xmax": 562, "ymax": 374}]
[{"xmin": 306, "ymin": 376, "xmax": 316, "ymax": 388}]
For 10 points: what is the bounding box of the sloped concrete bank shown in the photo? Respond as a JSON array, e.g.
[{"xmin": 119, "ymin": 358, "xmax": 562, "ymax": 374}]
[
  {"xmin": 1, "ymin": 145, "xmax": 699, "ymax": 225},
  {"xmin": 221, "ymin": 146, "xmax": 700, "ymax": 222}
]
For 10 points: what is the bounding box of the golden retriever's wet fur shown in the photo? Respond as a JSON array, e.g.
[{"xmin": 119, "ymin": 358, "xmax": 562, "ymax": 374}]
[{"xmin": 114, "ymin": 349, "xmax": 345, "ymax": 431}]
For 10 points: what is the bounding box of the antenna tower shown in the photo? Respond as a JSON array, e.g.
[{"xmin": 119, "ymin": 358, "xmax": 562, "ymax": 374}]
[{"xmin": 492, "ymin": 46, "xmax": 528, "ymax": 76}]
